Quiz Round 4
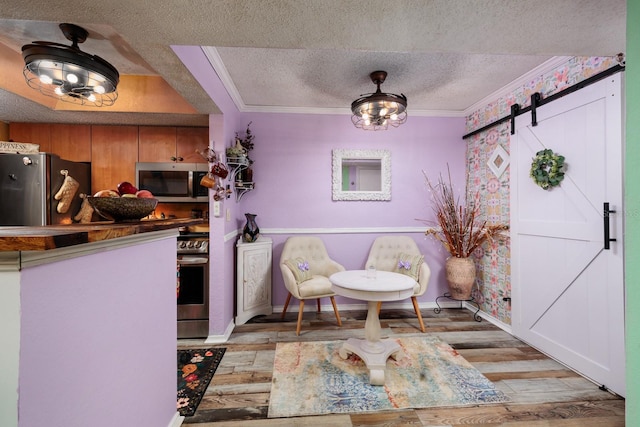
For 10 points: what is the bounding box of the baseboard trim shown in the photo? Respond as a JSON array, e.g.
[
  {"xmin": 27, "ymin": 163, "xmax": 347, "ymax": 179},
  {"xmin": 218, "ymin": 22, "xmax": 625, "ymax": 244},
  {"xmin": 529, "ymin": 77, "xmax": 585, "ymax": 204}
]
[
  {"xmin": 167, "ymin": 411, "xmax": 184, "ymax": 427},
  {"xmin": 464, "ymin": 302, "xmax": 513, "ymax": 334},
  {"xmin": 204, "ymin": 319, "xmax": 235, "ymax": 344}
]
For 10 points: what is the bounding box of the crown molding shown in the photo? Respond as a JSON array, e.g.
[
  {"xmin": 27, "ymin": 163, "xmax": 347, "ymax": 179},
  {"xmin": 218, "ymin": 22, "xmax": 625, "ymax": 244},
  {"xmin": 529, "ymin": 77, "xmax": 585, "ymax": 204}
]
[
  {"xmin": 201, "ymin": 46, "xmax": 246, "ymax": 111},
  {"xmin": 203, "ymin": 47, "xmax": 572, "ymax": 119}
]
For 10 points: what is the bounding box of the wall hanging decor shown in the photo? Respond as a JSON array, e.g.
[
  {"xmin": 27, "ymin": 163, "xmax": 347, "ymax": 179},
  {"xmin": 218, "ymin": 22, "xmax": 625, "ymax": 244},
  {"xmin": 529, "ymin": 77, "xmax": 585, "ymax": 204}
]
[
  {"xmin": 225, "ymin": 123, "xmax": 256, "ymax": 201},
  {"xmin": 529, "ymin": 149, "xmax": 566, "ymax": 190},
  {"xmin": 487, "ymin": 145, "xmax": 510, "ymax": 179},
  {"xmin": 197, "ymin": 147, "xmax": 229, "ymax": 201}
]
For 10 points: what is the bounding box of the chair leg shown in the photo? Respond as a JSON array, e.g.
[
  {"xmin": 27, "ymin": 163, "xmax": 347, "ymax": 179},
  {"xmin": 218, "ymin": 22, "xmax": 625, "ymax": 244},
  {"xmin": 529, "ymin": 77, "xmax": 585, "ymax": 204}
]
[
  {"xmin": 316, "ymin": 298, "xmax": 321, "ymax": 312},
  {"xmin": 411, "ymin": 296, "xmax": 426, "ymax": 332},
  {"xmin": 330, "ymin": 296, "xmax": 342, "ymax": 326},
  {"xmin": 281, "ymin": 293, "xmax": 292, "ymax": 319},
  {"xmin": 296, "ymin": 300, "xmax": 305, "ymax": 336}
]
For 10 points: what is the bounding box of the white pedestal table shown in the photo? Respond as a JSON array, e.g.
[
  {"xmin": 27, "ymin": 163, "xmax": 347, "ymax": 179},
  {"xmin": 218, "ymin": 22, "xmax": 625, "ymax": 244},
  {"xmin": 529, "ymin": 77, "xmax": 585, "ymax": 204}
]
[{"xmin": 329, "ymin": 270, "xmax": 416, "ymax": 385}]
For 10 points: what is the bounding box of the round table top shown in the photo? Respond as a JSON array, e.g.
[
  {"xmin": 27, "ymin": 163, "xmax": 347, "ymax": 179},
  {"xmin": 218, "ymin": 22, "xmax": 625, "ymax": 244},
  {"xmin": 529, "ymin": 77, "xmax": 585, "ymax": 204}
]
[{"xmin": 330, "ymin": 270, "xmax": 415, "ymax": 302}]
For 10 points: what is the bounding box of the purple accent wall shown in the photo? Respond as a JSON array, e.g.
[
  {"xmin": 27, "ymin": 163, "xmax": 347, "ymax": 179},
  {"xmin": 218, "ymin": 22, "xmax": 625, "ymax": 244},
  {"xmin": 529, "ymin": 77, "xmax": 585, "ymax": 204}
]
[
  {"xmin": 239, "ymin": 113, "xmax": 465, "ymax": 228},
  {"xmin": 236, "ymin": 113, "xmax": 467, "ymax": 306},
  {"xmin": 18, "ymin": 238, "xmax": 177, "ymax": 427}
]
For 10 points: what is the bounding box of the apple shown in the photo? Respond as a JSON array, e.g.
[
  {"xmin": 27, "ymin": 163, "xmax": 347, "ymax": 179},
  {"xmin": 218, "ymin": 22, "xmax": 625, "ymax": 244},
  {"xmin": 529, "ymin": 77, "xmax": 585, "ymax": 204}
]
[
  {"xmin": 135, "ymin": 189, "xmax": 154, "ymax": 198},
  {"xmin": 121, "ymin": 193, "xmax": 137, "ymax": 198},
  {"xmin": 117, "ymin": 181, "xmax": 138, "ymax": 195},
  {"xmin": 94, "ymin": 189, "xmax": 120, "ymax": 198}
]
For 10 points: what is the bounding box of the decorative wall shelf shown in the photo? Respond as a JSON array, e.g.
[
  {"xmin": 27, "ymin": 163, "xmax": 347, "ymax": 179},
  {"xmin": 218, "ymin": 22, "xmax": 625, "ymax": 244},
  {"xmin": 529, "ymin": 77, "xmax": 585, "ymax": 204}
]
[{"xmin": 226, "ymin": 156, "xmax": 254, "ymax": 202}]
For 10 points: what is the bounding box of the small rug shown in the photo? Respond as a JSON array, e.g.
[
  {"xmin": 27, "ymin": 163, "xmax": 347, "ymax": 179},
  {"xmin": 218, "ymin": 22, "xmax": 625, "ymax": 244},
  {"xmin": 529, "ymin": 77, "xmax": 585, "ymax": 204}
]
[
  {"xmin": 177, "ymin": 347, "xmax": 226, "ymax": 417},
  {"xmin": 268, "ymin": 337, "xmax": 509, "ymax": 418}
]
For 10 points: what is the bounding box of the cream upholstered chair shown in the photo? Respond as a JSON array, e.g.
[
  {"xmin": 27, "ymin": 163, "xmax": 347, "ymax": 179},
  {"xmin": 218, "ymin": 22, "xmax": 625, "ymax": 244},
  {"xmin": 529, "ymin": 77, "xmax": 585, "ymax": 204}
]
[
  {"xmin": 365, "ymin": 235, "xmax": 431, "ymax": 332},
  {"xmin": 280, "ymin": 236, "xmax": 344, "ymax": 335}
]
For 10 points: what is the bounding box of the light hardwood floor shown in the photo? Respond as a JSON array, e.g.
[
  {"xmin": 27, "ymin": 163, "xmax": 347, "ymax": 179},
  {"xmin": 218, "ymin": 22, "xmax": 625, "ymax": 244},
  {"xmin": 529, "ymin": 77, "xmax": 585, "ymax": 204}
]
[{"xmin": 177, "ymin": 308, "xmax": 625, "ymax": 426}]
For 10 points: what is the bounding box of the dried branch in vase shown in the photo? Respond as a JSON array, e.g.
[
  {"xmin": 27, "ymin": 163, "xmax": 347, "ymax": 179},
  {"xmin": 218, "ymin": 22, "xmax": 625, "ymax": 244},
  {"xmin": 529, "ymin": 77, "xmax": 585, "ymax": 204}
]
[{"xmin": 423, "ymin": 167, "xmax": 508, "ymax": 258}]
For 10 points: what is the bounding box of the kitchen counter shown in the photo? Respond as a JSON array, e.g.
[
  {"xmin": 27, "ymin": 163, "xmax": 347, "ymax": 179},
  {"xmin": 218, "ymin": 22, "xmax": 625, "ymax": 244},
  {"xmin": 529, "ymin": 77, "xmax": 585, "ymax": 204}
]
[{"xmin": 0, "ymin": 218, "xmax": 205, "ymax": 251}]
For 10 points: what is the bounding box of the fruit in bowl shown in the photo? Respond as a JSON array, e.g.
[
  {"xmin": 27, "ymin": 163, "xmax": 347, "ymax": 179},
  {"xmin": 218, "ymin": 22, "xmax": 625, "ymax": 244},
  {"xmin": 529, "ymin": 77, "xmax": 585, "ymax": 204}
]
[
  {"xmin": 87, "ymin": 195, "xmax": 158, "ymax": 222},
  {"xmin": 117, "ymin": 181, "xmax": 138, "ymax": 195},
  {"xmin": 93, "ymin": 189, "xmax": 120, "ymax": 198}
]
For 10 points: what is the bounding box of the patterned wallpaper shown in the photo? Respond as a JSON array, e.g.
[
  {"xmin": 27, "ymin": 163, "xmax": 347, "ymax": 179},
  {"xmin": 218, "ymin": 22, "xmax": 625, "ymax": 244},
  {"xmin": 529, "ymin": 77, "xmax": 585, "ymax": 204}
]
[{"xmin": 464, "ymin": 56, "xmax": 619, "ymax": 325}]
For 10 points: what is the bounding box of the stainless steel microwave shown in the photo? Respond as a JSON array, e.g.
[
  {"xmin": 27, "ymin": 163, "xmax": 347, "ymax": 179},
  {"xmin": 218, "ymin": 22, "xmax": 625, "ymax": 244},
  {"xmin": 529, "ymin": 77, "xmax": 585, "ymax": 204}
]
[{"xmin": 135, "ymin": 162, "xmax": 209, "ymax": 203}]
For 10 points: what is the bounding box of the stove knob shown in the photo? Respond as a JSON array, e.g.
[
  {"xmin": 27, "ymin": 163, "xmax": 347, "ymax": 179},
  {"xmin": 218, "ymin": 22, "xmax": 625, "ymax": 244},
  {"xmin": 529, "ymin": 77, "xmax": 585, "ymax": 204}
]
[
  {"xmin": 194, "ymin": 241, "xmax": 202, "ymax": 248},
  {"xmin": 178, "ymin": 241, "xmax": 187, "ymax": 249},
  {"xmin": 187, "ymin": 241, "xmax": 195, "ymax": 248}
]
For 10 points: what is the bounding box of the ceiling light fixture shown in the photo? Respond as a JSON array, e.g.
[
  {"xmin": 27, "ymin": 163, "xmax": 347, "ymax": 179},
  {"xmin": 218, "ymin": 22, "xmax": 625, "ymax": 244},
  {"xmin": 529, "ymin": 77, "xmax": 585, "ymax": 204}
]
[
  {"xmin": 351, "ymin": 70, "xmax": 407, "ymax": 131},
  {"xmin": 21, "ymin": 23, "xmax": 119, "ymax": 107}
]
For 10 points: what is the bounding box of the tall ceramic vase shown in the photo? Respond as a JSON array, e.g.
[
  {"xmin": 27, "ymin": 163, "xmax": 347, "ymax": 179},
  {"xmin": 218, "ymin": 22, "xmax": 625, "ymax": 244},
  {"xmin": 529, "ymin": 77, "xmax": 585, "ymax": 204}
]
[
  {"xmin": 242, "ymin": 213, "xmax": 260, "ymax": 243},
  {"xmin": 445, "ymin": 256, "xmax": 476, "ymax": 300}
]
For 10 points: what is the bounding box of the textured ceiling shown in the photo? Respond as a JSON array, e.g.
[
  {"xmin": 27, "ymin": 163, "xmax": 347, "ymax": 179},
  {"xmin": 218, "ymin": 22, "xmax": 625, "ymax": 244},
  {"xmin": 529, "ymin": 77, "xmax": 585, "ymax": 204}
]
[{"xmin": 0, "ymin": 0, "xmax": 627, "ymax": 127}]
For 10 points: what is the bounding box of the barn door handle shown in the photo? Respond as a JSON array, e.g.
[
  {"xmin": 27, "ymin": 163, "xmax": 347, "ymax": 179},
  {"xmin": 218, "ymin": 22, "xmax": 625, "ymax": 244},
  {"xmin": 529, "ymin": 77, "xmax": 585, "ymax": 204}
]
[{"xmin": 604, "ymin": 202, "xmax": 617, "ymax": 250}]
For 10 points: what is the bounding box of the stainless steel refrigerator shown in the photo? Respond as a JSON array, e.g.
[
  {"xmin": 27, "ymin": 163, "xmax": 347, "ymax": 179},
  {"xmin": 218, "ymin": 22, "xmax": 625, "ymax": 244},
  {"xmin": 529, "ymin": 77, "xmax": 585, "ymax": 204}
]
[{"xmin": 0, "ymin": 153, "xmax": 91, "ymax": 226}]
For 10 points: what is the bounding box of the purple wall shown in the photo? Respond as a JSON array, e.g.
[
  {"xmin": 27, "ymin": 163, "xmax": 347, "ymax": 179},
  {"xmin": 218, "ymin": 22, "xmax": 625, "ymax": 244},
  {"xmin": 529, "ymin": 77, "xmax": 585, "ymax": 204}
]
[
  {"xmin": 19, "ymin": 238, "xmax": 177, "ymax": 427},
  {"xmin": 173, "ymin": 45, "xmax": 242, "ymax": 335},
  {"xmin": 236, "ymin": 113, "xmax": 467, "ymax": 306}
]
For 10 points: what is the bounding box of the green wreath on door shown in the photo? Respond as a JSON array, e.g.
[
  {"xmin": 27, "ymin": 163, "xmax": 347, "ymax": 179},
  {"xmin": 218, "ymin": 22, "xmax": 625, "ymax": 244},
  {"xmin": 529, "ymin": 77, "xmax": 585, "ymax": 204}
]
[{"xmin": 529, "ymin": 149, "xmax": 566, "ymax": 190}]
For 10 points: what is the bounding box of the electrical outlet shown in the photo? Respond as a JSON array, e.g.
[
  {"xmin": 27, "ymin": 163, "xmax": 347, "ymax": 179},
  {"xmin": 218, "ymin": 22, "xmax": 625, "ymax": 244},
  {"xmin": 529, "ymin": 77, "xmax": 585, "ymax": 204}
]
[
  {"xmin": 213, "ymin": 201, "xmax": 221, "ymax": 217},
  {"xmin": 226, "ymin": 208, "xmax": 231, "ymax": 222}
]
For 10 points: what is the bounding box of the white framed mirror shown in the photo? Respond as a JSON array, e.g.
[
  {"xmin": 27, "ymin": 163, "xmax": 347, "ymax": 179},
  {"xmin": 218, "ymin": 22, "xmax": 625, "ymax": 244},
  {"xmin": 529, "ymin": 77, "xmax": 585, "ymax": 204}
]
[{"xmin": 332, "ymin": 149, "xmax": 391, "ymax": 201}]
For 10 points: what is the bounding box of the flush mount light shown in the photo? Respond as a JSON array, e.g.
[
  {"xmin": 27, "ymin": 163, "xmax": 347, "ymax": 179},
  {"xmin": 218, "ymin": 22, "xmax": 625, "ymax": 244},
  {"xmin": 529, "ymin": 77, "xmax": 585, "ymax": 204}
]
[
  {"xmin": 21, "ymin": 23, "xmax": 119, "ymax": 107},
  {"xmin": 351, "ymin": 70, "xmax": 407, "ymax": 131}
]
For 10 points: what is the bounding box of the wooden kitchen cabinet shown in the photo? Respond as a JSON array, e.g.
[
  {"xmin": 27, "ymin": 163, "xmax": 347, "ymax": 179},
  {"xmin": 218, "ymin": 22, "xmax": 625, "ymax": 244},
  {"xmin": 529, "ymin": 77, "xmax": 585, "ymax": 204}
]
[
  {"xmin": 50, "ymin": 124, "xmax": 91, "ymax": 162},
  {"xmin": 236, "ymin": 237, "xmax": 273, "ymax": 325},
  {"xmin": 138, "ymin": 126, "xmax": 177, "ymax": 162},
  {"xmin": 138, "ymin": 126, "xmax": 208, "ymax": 163},
  {"xmin": 90, "ymin": 125, "xmax": 139, "ymax": 194},
  {"xmin": 177, "ymin": 127, "xmax": 208, "ymax": 163},
  {"xmin": 9, "ymin": 123, "xmax": 51, "ymax": 153}
]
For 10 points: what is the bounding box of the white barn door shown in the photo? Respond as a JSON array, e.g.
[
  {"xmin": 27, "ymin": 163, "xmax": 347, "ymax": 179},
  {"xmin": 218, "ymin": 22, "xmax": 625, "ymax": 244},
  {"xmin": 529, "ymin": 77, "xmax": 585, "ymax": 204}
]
[{"xmin": 510, "ymin": 74, "xmax": 625, "ymax": 396}]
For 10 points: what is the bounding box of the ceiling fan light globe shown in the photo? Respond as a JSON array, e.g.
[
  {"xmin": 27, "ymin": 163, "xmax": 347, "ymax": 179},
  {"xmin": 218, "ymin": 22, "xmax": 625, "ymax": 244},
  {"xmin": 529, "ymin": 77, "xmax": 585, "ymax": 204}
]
[
  {"xmin": 39, "ymin": 74, "xmax": 52, "ymax": 85},
  {"xmin": 39, "ymin": 60, "xmax": 55, "ymax": 69}
]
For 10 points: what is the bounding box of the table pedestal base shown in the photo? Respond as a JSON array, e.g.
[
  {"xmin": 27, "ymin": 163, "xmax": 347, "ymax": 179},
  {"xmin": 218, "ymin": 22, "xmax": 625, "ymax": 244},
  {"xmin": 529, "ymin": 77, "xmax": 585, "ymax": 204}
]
[{"xmin": 338, "ymin": 337, "xmax": 403, "ymax": 385}]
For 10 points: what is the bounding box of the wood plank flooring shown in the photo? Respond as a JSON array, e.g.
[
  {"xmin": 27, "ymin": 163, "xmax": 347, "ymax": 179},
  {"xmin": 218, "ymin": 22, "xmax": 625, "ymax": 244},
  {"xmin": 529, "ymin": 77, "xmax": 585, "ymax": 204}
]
[{"xmin": 177, "ymin": 308, "xmax": 625, "ymax": 426}]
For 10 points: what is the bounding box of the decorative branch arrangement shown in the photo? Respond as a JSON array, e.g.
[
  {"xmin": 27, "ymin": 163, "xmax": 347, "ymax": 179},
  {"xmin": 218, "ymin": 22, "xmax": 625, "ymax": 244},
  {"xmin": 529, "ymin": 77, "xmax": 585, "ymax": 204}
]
[{"xmin": 423, "ymin": 167, "xmax": 508, "ymax": 258}]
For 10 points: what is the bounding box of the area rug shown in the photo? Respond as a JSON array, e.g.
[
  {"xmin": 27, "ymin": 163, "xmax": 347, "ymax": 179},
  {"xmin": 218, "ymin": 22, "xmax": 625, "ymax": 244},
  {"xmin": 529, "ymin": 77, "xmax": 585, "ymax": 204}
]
[
  {"xmin": 268, "ymin": 337, "xmax": 509, "ymax": 418},
  {"xmin": 177, "ymin": 347, "xmax": 226, "ymax": 417}
]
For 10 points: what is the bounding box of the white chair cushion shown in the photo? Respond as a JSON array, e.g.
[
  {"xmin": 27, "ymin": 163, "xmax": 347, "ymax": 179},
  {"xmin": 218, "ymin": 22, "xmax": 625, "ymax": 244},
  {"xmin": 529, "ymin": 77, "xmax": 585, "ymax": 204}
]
[{"xmin": 298, "ymin": 275, "xmax": 334, "ymax": 298}]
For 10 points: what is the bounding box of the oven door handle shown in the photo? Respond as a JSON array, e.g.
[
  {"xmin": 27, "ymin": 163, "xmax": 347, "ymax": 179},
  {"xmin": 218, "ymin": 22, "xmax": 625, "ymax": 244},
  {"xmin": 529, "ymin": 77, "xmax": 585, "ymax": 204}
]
[{"xmin": 178, "ymin": 257, "xmax": 209, "ymax": 265}]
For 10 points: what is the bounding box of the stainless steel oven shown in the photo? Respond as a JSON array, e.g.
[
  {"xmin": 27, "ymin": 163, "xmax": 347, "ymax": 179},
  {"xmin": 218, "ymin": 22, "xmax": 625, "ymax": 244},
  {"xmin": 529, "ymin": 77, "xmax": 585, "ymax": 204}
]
[{"xmin": 177, "ymin": 233, "xmax": 209, "ymax": 338}]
